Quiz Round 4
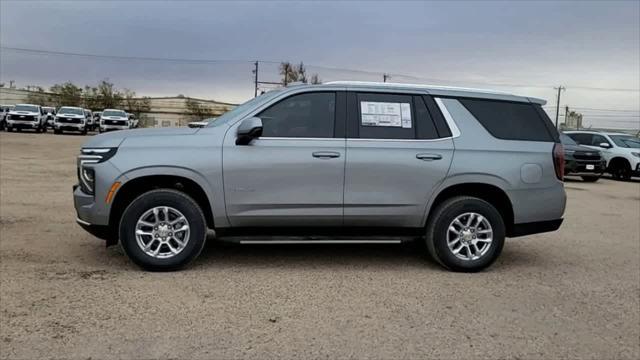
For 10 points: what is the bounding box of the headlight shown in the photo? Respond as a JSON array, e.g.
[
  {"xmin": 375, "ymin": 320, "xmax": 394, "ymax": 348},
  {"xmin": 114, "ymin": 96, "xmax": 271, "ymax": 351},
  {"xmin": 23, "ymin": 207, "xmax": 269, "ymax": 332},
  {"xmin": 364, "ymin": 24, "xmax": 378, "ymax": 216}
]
[
  {"xmin": 77, "ymin": 148, "xmax": 118, "ymax": 195},
  {"xmin": 632, "ymin": 152, "xmax": 640, "ymax": 158}
]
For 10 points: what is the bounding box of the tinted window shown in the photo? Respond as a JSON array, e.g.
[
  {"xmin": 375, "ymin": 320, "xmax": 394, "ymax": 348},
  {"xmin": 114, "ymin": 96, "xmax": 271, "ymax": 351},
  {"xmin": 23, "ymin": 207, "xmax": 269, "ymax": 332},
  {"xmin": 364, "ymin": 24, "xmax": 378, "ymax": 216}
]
[
  {"xmin": 567, "ymin": 133, "xmax": 592, "ymax": 145},
  {"xmin": 559, "ymin": 133, "xmax": 578, "ymax": 146},
  {"xmin": 610, "ymin": 135, "xmax": 640, "ymax": 148},
  {"xmin": 259, "ymin": 92, "xmax": 335, "ymax": 138},
  {"xmin": 591, "ymin": 134, "xmax": 610, "ymax": 146},
  {"xmin": 459, "ymin": 99, "xmax": 554, "ymax": 141}
]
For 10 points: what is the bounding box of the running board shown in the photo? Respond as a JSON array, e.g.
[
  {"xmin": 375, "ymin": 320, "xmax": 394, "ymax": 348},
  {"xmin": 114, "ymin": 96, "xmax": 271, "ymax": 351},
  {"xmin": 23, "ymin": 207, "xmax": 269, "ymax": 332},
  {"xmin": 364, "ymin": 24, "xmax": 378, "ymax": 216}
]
[
  {"xmin": 216, "ymin": 235, "xmax": 415, "ymax": 244},
  {"xmin": 239, "ymin": 239, "xmax": 402, "ymax": 245}
]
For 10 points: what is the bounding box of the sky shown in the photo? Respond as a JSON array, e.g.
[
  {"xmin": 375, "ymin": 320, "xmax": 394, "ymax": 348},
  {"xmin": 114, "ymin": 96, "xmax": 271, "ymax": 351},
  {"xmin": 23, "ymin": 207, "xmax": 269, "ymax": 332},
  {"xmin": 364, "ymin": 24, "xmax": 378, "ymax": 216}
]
[{"xmin": 1, "ymin": 0, "xmax": 639, "ymax": 129}]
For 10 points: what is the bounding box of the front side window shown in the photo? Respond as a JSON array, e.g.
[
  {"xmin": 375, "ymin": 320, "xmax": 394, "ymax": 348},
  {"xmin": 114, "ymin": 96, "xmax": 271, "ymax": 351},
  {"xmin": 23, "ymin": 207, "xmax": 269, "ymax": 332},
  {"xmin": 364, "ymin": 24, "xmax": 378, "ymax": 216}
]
[
  {"xmin": 591, "ymin": 134, "xmax": 611, "ymax": 147},
  {"xmin": 259, "ymin": 92, "xmax": 336, "ymax": 138},
  {"xmin": 609, "ymin": 135, "xmax": 640, "ymax": 148}
]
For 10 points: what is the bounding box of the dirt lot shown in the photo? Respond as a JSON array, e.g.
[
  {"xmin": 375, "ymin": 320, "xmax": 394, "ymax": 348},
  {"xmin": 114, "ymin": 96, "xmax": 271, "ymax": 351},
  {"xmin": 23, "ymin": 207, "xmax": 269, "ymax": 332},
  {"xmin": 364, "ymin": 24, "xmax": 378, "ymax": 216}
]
[{"xmin": 1, "ymin": 131, "xmax": 639, "ymax": 359}]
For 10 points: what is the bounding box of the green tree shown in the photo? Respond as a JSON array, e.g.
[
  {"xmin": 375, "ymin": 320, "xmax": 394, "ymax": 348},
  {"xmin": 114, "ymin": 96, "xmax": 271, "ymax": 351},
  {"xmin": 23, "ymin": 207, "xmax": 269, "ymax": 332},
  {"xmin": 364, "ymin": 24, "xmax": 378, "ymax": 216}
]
[
  {"xmin": 49, "ymin": 82, "xmax": 83, "ymax": 107},
  {"xmin": 83, "ymin": 86, "xmax": 101, "ymax": 110},
  {"xmin": 185, "ymin": 98, "xmax": 215, "ymax": 119}
]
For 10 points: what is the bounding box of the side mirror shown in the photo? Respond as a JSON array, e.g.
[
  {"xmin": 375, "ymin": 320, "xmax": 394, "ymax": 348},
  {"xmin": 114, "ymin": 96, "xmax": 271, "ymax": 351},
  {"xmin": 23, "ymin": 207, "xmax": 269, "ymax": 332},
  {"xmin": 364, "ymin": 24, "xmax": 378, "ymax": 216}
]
[
  {"xmin": 236, "ymin": 117, "xmax": 263, "ymax": 145},
  {"xmin": 599, "ymin": 142, "xmax": 611, "ymax": 149}
]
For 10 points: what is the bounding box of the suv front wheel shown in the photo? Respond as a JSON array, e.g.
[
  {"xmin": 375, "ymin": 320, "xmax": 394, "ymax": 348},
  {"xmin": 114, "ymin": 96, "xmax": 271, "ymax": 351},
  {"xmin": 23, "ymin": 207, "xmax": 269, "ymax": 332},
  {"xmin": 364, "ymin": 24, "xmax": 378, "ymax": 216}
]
[
  {"xmin": 425, "ymin": 196, "xmax": 505, "ymax": 272},
  {"xmin": 119, "ymin": 189, "xmax": 207, "ymax": 271}
]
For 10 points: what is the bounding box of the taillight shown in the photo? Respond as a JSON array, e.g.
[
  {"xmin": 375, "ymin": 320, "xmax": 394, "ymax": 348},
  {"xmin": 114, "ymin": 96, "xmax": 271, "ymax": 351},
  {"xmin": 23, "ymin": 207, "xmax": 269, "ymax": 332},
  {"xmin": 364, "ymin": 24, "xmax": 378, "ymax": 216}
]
[{"xmin": 553, "ymin": 143, "xmax": 564, "ymax": 180}]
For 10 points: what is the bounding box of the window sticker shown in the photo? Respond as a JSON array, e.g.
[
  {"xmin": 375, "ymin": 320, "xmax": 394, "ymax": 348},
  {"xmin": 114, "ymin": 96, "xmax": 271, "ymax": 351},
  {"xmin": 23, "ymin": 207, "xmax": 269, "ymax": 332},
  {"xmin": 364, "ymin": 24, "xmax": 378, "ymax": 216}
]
[{"xmin": 360, "ymin": 101, "xmax": 412, "ymax": 128}]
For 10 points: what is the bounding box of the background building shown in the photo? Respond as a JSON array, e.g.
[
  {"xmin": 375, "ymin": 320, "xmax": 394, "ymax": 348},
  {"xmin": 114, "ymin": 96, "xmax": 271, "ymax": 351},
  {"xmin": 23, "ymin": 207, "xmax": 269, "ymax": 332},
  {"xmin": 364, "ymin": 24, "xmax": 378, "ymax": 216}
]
[{"xmin": 0, "ymin": 88, "xmax": 236, "ymax": 127}]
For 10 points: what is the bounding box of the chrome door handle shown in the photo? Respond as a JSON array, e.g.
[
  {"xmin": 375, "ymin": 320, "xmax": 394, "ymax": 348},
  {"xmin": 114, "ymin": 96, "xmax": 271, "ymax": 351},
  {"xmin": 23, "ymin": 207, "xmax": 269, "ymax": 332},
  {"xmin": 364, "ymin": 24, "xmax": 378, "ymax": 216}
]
[
  {"xmin": 416, "ymin": 153, "xmax": 442, "ymax": 161},
  {"xmin": 312, "ymin": 151, "xmax": 341, "ymax": 159}
]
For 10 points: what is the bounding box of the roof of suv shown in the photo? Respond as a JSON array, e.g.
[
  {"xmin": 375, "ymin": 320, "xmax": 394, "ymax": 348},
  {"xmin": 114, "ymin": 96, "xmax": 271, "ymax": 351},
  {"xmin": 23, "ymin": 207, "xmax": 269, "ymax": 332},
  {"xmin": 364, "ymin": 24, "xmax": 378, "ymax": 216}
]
[{"xmin": 320, "ymin": 81, "xmax": 546, "ymax": 105}]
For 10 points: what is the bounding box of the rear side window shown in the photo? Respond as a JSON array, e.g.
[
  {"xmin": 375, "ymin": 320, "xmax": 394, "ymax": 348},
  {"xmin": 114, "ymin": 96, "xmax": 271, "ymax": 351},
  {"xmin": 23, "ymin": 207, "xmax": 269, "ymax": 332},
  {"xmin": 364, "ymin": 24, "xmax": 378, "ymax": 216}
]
[
  {"xmin": 567, "ymin": 133, "xmax": 592, "ymax": 145},
  {"xmin": 459, "ymin": 99, "xmax": 554, "ymax": 142}
]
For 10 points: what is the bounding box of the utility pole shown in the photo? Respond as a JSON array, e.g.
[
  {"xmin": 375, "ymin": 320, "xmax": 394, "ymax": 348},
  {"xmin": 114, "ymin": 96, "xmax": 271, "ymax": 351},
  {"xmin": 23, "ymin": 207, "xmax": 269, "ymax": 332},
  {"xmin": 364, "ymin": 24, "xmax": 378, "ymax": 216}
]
[
  {"xmin": 554, "ymin": 86, "xmax": 565, "ymax": 129},
  {"xmin": 565, "ymin": 105, "xmax": 570, "ymax": 130},
  {"xmin": 253, "ymin": 61, "xmax": 259, "ymax": 97},
  {"xmin": 383, "ymin": 74, "xmax": 390, "ymax": 83}
]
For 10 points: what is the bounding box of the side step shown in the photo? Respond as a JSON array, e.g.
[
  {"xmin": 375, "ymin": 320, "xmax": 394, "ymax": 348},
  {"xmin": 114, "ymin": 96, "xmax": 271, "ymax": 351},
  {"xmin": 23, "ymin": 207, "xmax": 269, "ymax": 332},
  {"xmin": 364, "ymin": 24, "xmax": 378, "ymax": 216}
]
[{"xmin": 217, "ymin": 235, "xmax": 417, "ymax": 244}]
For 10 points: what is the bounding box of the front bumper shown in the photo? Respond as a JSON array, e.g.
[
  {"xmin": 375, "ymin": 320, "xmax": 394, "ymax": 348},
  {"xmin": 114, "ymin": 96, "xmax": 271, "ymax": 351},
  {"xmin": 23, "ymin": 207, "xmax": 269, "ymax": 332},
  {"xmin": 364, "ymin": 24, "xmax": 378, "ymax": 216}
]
[
  {"xmin": 564, "ymin": 159, "xmax": 606, "ymax": 176},
  {"xmin": 74, "ymin": 184, "xmax": 117, "ymax": 245},
  {"xmin": 7, "ymin": 120, "xmax": 39, "ymax": 129},
  {"xmin": 100, "ymin": 124, "xmax": 129, "ymax": 131},
  {"xmin": 55, "ymin": 122, "xmax": 85, "ymax": 131}
]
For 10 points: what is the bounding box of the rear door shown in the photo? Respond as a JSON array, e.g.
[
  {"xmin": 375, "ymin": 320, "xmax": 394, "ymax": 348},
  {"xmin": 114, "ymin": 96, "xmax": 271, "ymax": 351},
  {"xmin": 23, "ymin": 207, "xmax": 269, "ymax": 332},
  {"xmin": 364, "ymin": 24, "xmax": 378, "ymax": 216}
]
[
  {"xmin": 344, "ymin": 92, "xmax": 454, "ymax": 227},
  {"xmin": 223, "ymin": 91, "xmax": 347, "ymax": 227}
]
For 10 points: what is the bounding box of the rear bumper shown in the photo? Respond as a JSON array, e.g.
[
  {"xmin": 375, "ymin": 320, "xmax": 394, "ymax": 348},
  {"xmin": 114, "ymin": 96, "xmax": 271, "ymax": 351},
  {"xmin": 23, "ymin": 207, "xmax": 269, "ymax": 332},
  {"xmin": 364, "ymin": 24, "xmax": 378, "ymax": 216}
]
[{"xmin": 509, "ymin": 218, "xmax": 564, "ymax": 238}]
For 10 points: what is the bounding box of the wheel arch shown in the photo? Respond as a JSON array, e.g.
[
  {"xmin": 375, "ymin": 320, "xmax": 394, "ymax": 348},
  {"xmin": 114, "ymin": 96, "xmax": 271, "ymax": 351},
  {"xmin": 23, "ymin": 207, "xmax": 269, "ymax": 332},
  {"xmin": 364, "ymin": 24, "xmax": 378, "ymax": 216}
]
[
  {"xmin": 425, "ymin": 181, "xmax": 515, "ymax": 237},
  {"xmin": 109, "ymin": 172, "xmax": 216, "ymax": 245}
]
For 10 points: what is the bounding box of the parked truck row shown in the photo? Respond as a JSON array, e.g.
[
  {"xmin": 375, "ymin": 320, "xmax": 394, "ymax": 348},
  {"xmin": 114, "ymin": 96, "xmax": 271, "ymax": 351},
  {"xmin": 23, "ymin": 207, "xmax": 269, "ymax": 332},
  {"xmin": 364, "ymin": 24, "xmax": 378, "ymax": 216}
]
[{"xmin": 0, "ymin": 104, "xmax": 138, "ymax": 135}]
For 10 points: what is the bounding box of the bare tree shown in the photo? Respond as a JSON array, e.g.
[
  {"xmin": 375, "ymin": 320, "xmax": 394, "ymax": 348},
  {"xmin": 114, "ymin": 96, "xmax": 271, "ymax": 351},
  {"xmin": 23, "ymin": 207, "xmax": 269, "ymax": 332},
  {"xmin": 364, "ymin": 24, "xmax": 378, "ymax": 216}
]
[
  {"xmin": 185, "ymin": 98, "xmax": 216, "ymax": 119},
  {"xmin": 280, "ymin": 61, "xmax": 320, "ymax": 85},
  {"xmin": 49, "ymin": 82, "xmax": 83, "ymax": 107}
]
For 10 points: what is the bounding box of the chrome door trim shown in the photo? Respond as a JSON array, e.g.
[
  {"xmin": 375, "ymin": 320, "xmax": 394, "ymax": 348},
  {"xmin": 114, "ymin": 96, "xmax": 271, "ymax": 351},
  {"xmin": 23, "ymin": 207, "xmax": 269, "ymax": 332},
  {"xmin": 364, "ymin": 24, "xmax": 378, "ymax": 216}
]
[
  {"xmin": 347, "ymin": 137, "xmax": 452, "ymax": 142},
  {"xmin": 434, "ymin": 97, "xmax": 462, "ymax": 138}
]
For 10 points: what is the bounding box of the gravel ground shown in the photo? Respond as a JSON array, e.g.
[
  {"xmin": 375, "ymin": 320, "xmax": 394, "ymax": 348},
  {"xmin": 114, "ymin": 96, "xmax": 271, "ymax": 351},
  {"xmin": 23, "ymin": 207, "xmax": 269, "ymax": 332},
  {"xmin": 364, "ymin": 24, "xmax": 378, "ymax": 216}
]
[{"xmin": 1, "ymin": 131, "xmax": 639, "ymax": 359}]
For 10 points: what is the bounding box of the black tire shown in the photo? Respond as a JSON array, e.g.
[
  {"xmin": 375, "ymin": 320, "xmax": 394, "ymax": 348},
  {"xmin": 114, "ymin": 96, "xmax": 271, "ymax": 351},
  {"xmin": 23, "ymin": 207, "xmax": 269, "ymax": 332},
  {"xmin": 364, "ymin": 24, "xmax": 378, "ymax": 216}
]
[
  {"xmin": 425, "ymin": 196, "xmax": 505, "ymax": 272},
  {"xmin": 98, "ymin": 127, "xmax": 103, "ymax": 133},
  {"xmin": 16, "ymin": 128, "xmax": 21, "ymax": 132},
  {"xmin": 119, "ymin": 189, "xmax": 207, "ymax": 271},
  {"xmin": 6, "ymin": 127, "xmax": 12, "ymax": 132},
  {"xmin": 82, "ymin": 128, "xmax": 88, "ymax": 135},
  {"xmin": 54, "ymin": 129, "xmax": 61, "ymax": 134},
  {"xmin": 581, "ymin": 175, "xmax": 600, "ymax": 182},
  {"xmin": 610, "ymin": 160, "xmax": 631, "ymax": 181},
  {"xmin": 41, "ymin": 125, "xmax": 47, "ymax": 133}
]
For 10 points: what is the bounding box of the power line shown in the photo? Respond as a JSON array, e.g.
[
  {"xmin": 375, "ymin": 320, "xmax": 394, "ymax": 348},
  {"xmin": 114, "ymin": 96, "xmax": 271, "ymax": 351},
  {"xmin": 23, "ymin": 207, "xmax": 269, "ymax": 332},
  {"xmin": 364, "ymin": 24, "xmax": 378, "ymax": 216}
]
[
  {"xmin": 3, "ymin": 45, "xmax": 639, "ymax": 93},
  {"xmin": 0, "ymin": 46, "xmax": 255, "ymax": 64}
]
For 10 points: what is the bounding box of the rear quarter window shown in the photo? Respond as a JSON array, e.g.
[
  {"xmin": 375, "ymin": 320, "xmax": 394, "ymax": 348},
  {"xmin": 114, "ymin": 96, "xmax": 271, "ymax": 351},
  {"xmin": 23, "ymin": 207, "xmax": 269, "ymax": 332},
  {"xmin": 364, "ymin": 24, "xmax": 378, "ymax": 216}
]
[{"xmin": 459, "ymin": 98, "xmax": 555, "ymax": 142}]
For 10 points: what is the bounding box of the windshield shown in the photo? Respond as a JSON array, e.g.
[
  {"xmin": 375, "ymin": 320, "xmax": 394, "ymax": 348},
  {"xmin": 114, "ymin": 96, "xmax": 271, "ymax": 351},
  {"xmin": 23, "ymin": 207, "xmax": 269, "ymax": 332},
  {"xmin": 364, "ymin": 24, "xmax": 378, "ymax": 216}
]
[
  {"xmin": 58, "ymin": 107, "xmax": 84, "ymax": 115},
  {"xmin": 560, "ymin": 133, "xmax": 578, "ymax": 146},
  {"xmin": 14, "ymin": 105, "xmax": 38, "ymax": 112},
  {"xmin": 206, "ymin": 90, "xmax": 284, "ymax": 128},
  {"xmin": 609, "ymin": 135, "xmax": 640, "ymax": 148},
  {"xmin": 102, "ymin": 110, "xmax": 127, "ymax": 117}
]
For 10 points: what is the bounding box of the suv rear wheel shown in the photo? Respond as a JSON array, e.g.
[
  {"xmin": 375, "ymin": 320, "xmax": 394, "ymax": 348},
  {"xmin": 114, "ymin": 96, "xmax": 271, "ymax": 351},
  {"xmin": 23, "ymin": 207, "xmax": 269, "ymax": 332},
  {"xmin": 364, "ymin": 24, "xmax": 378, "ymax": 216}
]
[
  {"xmin": 425, "ymin": 196, "xmax": 505, "ymax": 272},
  {"xmin": 119, "ymin": 189, "xmax": 207, "ymax": 271}
]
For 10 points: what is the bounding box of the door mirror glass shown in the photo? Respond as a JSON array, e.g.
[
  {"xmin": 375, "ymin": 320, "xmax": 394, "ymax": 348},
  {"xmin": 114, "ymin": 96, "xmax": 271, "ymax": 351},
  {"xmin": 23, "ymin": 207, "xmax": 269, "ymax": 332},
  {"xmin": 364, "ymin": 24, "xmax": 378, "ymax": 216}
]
[
  {"xmin": 599, "ymin": 142, "xmax": 611, "ymax": 149},
  {"xmin": 236, "ymin": 117, "xmax": 263, "ymax": 145}
]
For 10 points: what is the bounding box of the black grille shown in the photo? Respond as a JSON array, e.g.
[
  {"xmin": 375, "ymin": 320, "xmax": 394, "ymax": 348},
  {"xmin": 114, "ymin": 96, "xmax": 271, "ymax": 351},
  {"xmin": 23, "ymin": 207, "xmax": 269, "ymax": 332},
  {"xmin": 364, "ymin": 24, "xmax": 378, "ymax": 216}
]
[
  {"xmin": 58, "ymin": 117, "xmax": 82, "ymax": 124},
  {"xmin": 11, "ymin": 114, "xmax": 34, "ymax": 121},
  {"xmin": 574, "ymin": 151, "xmax": 601, "ymax": 161},
  {"xmin": 105, "ymin": 120, "xmax": 127, "ymax": 125}
]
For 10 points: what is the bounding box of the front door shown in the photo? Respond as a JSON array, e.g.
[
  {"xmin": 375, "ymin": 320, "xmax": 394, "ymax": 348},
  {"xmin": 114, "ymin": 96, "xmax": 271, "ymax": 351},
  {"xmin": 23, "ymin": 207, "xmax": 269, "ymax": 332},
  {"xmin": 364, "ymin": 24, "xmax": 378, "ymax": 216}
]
[
  {"xmin": 343, "ymin": 92, "xmax": 454, "ymax": 227},
  {"xmin": 223, "ymin": 91, "xmax": 346, "ymax": 227}
]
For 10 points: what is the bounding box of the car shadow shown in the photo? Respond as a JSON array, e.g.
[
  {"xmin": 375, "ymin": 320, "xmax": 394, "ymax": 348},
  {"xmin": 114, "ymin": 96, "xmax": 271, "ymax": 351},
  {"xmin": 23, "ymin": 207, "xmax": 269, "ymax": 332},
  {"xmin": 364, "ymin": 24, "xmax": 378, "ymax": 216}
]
[{"xmin": 193, "ymin": 238, "xmax": 440, "ymax": 270}]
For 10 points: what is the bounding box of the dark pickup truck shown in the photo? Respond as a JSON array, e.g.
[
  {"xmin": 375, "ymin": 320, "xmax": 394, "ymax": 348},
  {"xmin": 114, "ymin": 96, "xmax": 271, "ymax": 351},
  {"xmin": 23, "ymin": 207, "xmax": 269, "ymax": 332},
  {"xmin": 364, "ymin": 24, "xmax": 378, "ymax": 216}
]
[{"xmin": 560, "ymin": 133, "xmax": 606, "ymax": 182}]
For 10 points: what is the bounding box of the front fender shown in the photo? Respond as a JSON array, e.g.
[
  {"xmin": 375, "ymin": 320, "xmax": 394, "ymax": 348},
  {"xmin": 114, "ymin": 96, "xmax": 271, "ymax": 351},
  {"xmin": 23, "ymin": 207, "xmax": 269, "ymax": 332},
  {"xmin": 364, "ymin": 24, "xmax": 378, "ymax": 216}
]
[{"xmin": 114, "ymin": 165, "xmax": 229, "ymax": 228}]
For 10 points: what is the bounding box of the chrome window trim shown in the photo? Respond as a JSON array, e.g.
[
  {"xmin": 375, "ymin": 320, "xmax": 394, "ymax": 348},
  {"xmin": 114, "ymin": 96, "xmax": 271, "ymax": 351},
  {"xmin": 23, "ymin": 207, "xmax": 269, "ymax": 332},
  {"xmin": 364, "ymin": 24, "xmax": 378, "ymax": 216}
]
[
  {"xmin": 256, "ymin": 137, "xmax": 340, "ymax": 141},
  {"xmin": 434, "ymin": 97, "xmax": 461, "ymax": 138},
  {"xmin": 347, "ymin": 137, "xmax": 452, "ymax": 142}
]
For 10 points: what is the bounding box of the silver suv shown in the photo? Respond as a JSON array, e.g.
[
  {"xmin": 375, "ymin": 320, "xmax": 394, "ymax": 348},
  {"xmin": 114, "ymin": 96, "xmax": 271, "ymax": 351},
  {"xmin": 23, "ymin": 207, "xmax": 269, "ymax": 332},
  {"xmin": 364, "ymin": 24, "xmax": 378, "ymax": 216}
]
[{"xmin": 74, "ymin": 82, "xmax": 566, "ymax": 272}]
